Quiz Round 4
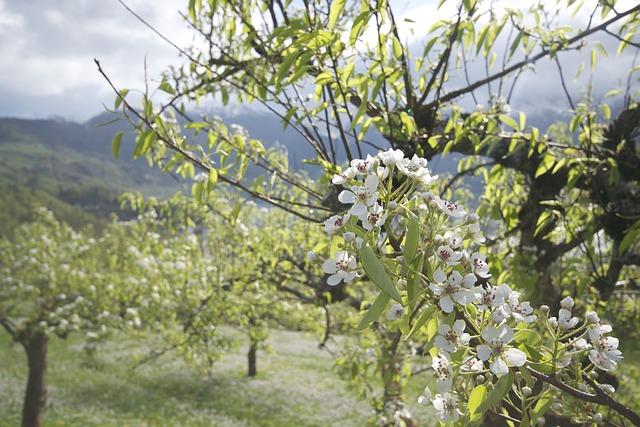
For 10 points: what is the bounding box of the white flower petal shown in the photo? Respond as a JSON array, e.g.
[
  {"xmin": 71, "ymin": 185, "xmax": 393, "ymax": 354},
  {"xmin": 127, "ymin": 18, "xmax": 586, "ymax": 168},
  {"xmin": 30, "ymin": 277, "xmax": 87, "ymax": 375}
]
[
  {"xmin": 491, "ymin": 357, "xmax": 509, "ymax": 376},
  {"xmin": 476, "ymin": 345, "xmax": 491, "ymax": 361},
  {"xmin": 504, "ymin": 348, "xmax": 527, "ymax": 367}
]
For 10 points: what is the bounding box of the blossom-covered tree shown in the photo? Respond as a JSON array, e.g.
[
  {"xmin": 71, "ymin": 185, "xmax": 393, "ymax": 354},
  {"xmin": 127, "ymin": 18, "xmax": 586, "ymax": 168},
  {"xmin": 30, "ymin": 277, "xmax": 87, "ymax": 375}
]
[{"xmin": 99, "ymin": 0, "xmax": 640, "ymax": 424}]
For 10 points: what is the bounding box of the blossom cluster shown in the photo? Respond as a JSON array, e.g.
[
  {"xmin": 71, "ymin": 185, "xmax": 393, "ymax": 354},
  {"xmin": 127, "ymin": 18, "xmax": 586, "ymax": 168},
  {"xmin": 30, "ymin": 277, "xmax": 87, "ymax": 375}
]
[{"xmin": 309, "ymin": 149, "xmax": 623, "ymax": 425}]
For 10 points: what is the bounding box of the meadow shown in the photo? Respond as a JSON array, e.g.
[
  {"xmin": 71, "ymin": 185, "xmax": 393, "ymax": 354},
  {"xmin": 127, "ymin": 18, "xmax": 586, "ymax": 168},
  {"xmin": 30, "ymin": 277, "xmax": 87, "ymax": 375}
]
[{"xmin": 0, "ymin": 328, "xmax": 436, "ymax": 426}]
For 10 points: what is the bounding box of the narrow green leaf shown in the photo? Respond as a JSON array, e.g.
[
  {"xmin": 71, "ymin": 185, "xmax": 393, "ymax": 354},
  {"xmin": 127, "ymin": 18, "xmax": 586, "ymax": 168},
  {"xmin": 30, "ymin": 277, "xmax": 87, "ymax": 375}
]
[
  {"xmin": 405, "ymin": 304, "xmax": 437, "ymax": 340},
  {"xmin": 328, "ymin": 0, "xmax": 347, "ymax": 29},
  {"xmin": 468, "ymin": 385, "xmax": 487, "ymax": 419},
  {"xmin": 356, "ymin": 292, "xmax": 391, "ymax": 331},
  {"xmin": 360, "ymin": 244, "xmax": 403, "ymax": 303},
  {"xmin": 207, "ymin": 168, "xmax": 218, "ymax": 193},
  {"xmin": 499, "ymin": 114, "xmax": 518, "ymax": 130},
  {"xmin": 534, "ymin": 151, "xmax": 556, "ymax": 178},
  {"xmin": 620, "ymin": 228, "xmax": 639, "ymax": 254},
  {"xmin": 111, "ymin": 131, "xmax": 123, "ymax": 160},
  {"xmin": 476, "ymin": 371, "xmax": 514, "ymax": 413},
  {"xmin": 530, "ymin": 392, "xmax": 554, "ymax": 421},
  {"xmin": 407, "ymin": 255, "xmax": 424, "ymax": 311}
]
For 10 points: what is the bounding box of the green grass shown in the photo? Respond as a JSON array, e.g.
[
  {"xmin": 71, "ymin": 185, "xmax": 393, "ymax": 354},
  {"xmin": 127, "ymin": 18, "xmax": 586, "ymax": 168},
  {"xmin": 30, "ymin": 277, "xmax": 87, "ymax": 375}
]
[{"xmin": 0, "ymin": 329, "xmax": 381, "ymax": 427}]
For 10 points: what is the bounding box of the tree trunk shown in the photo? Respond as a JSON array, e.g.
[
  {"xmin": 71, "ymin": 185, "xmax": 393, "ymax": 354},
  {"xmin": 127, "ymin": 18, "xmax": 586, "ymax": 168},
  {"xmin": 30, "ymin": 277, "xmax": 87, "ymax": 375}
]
[
  {"xmin": 248, "ymin": 340, "xmax": 257, "ymax": 377},
  {"xmin": 20, "ymin": 332, "xmax": 48, "ymax": 427}
]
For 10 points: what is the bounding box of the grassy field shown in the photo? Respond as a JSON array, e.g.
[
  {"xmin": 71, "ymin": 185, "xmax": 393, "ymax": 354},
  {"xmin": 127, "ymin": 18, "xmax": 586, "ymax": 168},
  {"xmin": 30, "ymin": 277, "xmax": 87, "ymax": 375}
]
[{"xmin": 0, "ymin": 329, "xmax": 436, "ymax": 426}]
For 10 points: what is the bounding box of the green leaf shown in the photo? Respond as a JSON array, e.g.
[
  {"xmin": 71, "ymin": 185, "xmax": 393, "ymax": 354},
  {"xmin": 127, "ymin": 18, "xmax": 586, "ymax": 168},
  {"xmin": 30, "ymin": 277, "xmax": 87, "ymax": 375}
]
[
  {"xmin": 403, "ymin": 216, "xmax": 420, "ymax": 263},
  {"xmin": 356, "ymin": 292, "xmax": 391, "ymax": 331},
  {"xmin": 158, "ymin": 80, "xmax": 176, "ymax": 95},
  {"xmin": 620, "ymin": 229, "xmax": 639, "ymax": 254},
  {"xmin": 114, "ymin": 88, "xmax": 129, "ymax": 110},
  {"xmin": 499, "ymin": 114, "xmax": 518, "ymax": 130},
  {"xmin": 530, "ymin": 392, "xmax": 554, "ymax": 421},
  {"xmin": 111, "ymin": 131, "xmax": 123, "ymax": 160},
  {"xmin": 133, "ymin": 129, "xmax": 156, "ymax": 159},
  {"xmin": 534, "ymin": 151, "xmax": 555, "ymax": 178},
  {"xmin": 360, "ymin": 244, "xmax": 403, "ymax": 303},
  {"xmin": 275, "ymin": 52, "xmax": 298, "ymax": 85},
  {"xmin": 405, "ymin": 305, "xmax": 437, "ymax": 340},
  {"xmin": 468, "ymin": 385, "xmax": 487, "ymax": 420},
  {"xmin": 476, "ymin": 371, "xmax": 514, "ymax": 413},
  {"xmin": 207, "ymin": 168, "xmax": 218, "ymax": 193},
  {"xmin": 328, "ymin": 0, "xmax": 346, "ymax": 30},
  {"xmin": 407, "ymin": 255, "xmax": 423, "ymax": 310},
  {"xmin": 514, "ymin": 329, "xmax": 542, "ymax": 346}
]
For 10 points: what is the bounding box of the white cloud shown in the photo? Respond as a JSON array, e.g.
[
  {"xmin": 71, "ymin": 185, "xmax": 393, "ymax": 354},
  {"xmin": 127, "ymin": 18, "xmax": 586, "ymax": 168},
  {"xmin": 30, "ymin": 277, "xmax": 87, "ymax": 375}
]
[
  {"xmin": 0, "ymin": 0, "xmax": 192, "ymax": 121},
  {"xmin": 0, "ymin": 0, "xmax": 636, "ymax": 123}
]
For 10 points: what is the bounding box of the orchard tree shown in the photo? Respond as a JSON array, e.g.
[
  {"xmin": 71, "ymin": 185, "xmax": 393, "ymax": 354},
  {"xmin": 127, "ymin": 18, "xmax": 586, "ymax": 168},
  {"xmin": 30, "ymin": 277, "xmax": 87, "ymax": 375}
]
[
  {"xmin": 0, "ymin": 209, "xmax": 145, "ymax": 427},
  {"xmin": 98, "ymin": 0, "xmax": 640, "ymax": 424}
]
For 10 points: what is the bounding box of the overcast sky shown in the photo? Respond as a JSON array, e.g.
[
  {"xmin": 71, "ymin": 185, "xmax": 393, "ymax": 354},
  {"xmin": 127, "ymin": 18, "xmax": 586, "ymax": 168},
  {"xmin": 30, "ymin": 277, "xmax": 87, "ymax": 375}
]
[{"xmin": 0, "ymin": 0, "xmax": 637, "ymax": 123}]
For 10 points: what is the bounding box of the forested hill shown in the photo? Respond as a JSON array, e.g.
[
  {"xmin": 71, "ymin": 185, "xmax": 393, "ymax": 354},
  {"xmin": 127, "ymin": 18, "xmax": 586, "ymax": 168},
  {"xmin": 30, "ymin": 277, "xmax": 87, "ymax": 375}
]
[
  {"xmin": 0, "ymin": 114, "xmax": 182, "ymax": 235},
  {"xmin": 0, "ymin": 110, "xmax": 469, "ymax": 236}
]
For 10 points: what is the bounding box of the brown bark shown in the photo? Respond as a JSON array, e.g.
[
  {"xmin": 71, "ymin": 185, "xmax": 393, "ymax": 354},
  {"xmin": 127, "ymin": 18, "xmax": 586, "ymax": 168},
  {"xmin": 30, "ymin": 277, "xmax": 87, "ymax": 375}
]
[
  {"xmin": 248, "ymin": 340, "xmax": 257, "ymax": 377},
  {"xmin": 20, "ymin": 332, "xmax": 48, "ymax": 427}
]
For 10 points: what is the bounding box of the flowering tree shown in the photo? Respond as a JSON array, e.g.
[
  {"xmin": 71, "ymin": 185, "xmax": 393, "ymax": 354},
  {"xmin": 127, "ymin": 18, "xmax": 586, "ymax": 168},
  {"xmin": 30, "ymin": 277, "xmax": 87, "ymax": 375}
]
[
  {"xmin": 0, "ymin": 209, "xmax": 146, "ymax": 427},
  {"xmin": 311, "ymin": 149, "xmax": 638, "ymax": 426},
  {"xmin": 99, "ymin": 0, "xmax": 640, "ymax": 424}
]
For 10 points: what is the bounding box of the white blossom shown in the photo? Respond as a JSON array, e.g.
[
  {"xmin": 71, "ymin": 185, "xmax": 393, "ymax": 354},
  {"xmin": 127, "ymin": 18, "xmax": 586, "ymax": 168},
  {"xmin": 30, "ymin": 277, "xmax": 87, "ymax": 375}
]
[
  {"xmin": 322, "ymin": 251, "xmax": 358, "ymax": 286},
  {"xmin": 323, "ymin": 213, "xmax": 351, "ymax": 234},
  {"xmin": 435, "ymin": 245, "xmax": 462, "ymax": 266},
  {"xmin": 338, "ymin": 174, "xmax": 380, "ymax": 216},
  {"xmin": 476, "ymin": 324, "xmax": 527, "ymax": 376},
  {"xmin": 377, "ymin": 148, "xmax": 405, "ymax": 166},
  {"xmin": 432, "ymin": 392, "xmax": 461, "ymax": 423},
  {"xmin": 432, "ymin": 352, "xmax": 454, "ymax": 392},
  {"xmin": 397, "ymin": 154, "xmax": 437, "ymax": 185},
  {"xmin": 558, "ymin": 308, "xmax": 579, "ymax": 329},
  {"xmin": 434, "ymin": 320, "xmax": 471, "ymax": 353},
  {"xmin": 386, "ymin": 303, "xmax": 405, "ymax": 321},
  {"xmin": 358, "ymin": 203, "xmax": 388, "ymax": 231},
  {"xmin": 470, "ymin": 252, "xmax": 491, "ymax": 278},
  {"xmin": 430, "ymin": 269, "xmax": 474, "ymax": 313},
  {"xmin": 433, "ymin": 196, "xmax": 466, "ymax": 218}
]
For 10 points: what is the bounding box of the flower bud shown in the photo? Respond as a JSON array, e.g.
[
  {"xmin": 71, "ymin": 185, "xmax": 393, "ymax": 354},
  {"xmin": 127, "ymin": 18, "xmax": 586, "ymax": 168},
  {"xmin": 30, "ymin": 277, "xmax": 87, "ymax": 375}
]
[
  {"xmin": 396, "ymin": 255, "xmax": 405, "ymax": 264},
  {"xmin": 536, "ymin": 417, "xmax": 546, "ymax": 426},
  {"xmin": 590, "ymin": 371, "xmax": 599, "ymax": 379},
  {"xmin": 540, "ymin": 305, "xmax": 550, "ymax": 314},
  {"xmin": 467, "ymin": 213, "xmax": 479, "ymax": 223},
  {"xmin": 306, "ymin": 251, "xmax": 318, "ymax": 262},
  {"xmin": 343, "ymin": 232, "xmax": 356, "ymax": 242},
  {"xmin": 388, "ymin": 201, "xmax": 398, "ymax": 210},
  {"xmin": 396, "ymin": 278, "xmax": 407, "ymax": 290},
  {"xmin": 586, "ymin": 311, "xmax": 600, "ymax": 324},
  {"xmin": 560, "ymin": 296, "xmax": 574, "ymax": 309},
  {"xmin": 549, "ymin": 317, "xmax": 558, "ymax": 328},
  {"xmin": 522, "ymin": 386, "xmax": 532, "ymax": 397},
  {"xmin": 578, "ymin": 383, "xmax": 587, "ymax": 392},
  {"xmin": 593, "ymin": 413, "xmax": 603, "ymax": 422},
  {"xmin": 552, "ymin": 402, "xmax": 563, "ymax": 412},
  {"xmin": 600, "ymin": 384, "xmax": 615, "ymax": 394}
]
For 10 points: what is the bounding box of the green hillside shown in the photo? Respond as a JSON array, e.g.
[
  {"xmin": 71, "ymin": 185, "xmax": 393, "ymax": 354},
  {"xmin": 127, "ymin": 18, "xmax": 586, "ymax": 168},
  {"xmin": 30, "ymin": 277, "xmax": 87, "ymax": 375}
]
[{"xmin": 0, "ymin": 115, "xmax": 183, "ymax": 235}]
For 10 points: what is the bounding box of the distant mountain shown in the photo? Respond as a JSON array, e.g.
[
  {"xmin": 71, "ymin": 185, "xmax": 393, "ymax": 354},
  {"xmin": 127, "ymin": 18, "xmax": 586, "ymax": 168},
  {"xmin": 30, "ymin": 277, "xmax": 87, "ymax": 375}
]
[
  {"xmin": 0, "ymin": 109, "xmax": 472, "ymax": 234},
  {"xmin": 0, "ymin": 115, "xmax": 182, "ymax": 234}
]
